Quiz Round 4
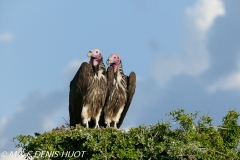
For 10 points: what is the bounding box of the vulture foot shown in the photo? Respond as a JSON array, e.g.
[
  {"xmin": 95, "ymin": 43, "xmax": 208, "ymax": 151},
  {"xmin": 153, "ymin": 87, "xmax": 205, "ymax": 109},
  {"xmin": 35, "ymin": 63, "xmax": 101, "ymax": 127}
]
[
  {"xmin": 85, "ymin": 121, "xmax": 89, "ymax": 128},
  {"xmin": 106, "ymin": 122, "xmax": 110, "ymax": 128},
  {"xmin": 113, "ymin": 122, "xmax": 117, "ymax": 128},
  {"xmin": 94, "ymin": 124, "xmax": 99, "ymax": 128}
]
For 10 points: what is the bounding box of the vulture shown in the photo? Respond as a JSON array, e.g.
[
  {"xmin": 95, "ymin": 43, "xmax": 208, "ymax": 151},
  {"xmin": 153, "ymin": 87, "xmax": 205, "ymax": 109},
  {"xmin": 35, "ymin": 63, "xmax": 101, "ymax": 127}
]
[
  {"xmin": 69, "ymin": 49, "xmax": 107, "ymax": 128},
  {"xmin": 104, "ymin": 53, "xmax": 136, "ymax": 128}
]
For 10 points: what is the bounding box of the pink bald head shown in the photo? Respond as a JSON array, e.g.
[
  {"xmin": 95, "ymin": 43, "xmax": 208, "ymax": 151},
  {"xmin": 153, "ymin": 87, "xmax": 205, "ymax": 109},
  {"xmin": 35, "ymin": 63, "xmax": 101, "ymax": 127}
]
[
  {"xmin": 87, "ymin": 49, "xmax": 102, "ymax": 66},
  {"xmin": 106, "ymin": 53, "xmax": 121, "ymax": 72}
]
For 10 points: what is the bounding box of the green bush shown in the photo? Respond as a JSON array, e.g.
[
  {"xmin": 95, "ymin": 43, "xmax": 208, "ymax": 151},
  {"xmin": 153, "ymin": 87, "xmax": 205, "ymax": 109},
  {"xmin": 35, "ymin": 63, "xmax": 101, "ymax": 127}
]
[{"xmin": 14, "ymin": 109, "xmax": 240, "ymax": 159}]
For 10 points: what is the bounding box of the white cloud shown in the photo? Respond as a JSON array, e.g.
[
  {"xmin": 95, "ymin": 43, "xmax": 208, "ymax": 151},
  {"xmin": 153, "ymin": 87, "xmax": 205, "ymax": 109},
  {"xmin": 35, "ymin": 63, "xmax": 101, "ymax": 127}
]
[
  {"xmin": 121, "ymin": 126, "xmax": 132, "ymax": 132},
  {"xmin": 62, "ymin": 59, "xmax": 87, "ymax": 82},
  {"xmin": 152, "ymin": 0, "xmax": 225, "ymax": 87},
  {"xmin": 207, "ymin": 52, "xmax": 240, "ymax": 93},
  {"xmin": 0, "ymin": 116, "xmax": 10, "ymax": 135},
  {"xmin": 0, "ymin": 32, "xmax": 14, "ymax": 42},
  {"xmin": 0, "ymin": 137, "xmax": 8, "ymax": 149},
  {"xmin": 136, "ymin": 75, "xmax": 145, "ymax": 82},
  {"xmin": 186, "ymin": 0, "xmax": 225, "ymax": 34},
  {"xmin": 0, "ymin": 90, "xmax": 68, "ymax": 152},
  {"xmin": 42, "ymin": 118, "xmax": 58, "ymax": 131},
  {"xmin": 63, "ymin": 60, "xmax": 83, "ymax": 74},
  {"xmin": 207, "ymin": 72, "xmax": 240, "ymax": 93}
]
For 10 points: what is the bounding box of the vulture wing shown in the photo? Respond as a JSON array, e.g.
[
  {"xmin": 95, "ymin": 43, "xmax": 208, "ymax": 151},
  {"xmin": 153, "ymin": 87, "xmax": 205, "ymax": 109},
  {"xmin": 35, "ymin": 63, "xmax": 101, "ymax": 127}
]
[
  {"xmin": 98, "ymin": 66, "xmax": 114, "ymax": 127},
  {"xmin": 117, "ymin": 72, "xmax": 136, "ymax": 128},
  {"xmin": 69, "ymin": 62, "xmax": 91, "ymax": 127}
]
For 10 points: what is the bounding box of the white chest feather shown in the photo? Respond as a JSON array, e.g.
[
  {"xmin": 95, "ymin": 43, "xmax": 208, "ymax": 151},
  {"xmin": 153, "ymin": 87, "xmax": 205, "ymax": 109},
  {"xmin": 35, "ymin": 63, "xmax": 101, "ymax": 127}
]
[
  {"xmin": 94, "ymin": 69, "xmax": 106, "ymax": 81},
  {"xmin": 92, "ymin": 69, "xmax": 106, "ymax": 83},
  {"xmin": 113, "ymin": 72, "xmax": 127, "ymax": 99}
]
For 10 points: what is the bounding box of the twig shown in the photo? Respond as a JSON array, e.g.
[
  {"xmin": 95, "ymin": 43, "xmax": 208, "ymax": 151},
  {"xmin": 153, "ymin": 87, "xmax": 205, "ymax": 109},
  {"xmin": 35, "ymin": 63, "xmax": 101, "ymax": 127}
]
[
  {"xmin": 216, "ymin": 126, "xmax": 228, "ymax": 129},
  {"xmin": 199, "ymin": 126, "xmax": 228, "ymax": 130},
  {"xmin": 177, "ymin": 147, "xmax": 230, "ymax": 158},
  {"xmin": 62, "ymin": 117, "xmax": 70, "ymax": 127},
  {"xmin": 151, "ymin": 131, "xmax": 159, "ymax": 139},
  {"xmin": 199, "ymin": 148, "xmax": 229, "ymax": 157}
]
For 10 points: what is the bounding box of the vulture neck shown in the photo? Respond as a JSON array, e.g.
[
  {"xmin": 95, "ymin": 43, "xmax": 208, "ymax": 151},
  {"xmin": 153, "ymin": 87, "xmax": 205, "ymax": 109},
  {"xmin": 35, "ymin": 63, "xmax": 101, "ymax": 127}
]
[
  {"xmin": 90, "ymin": 58, "xmax": 102, "ymax": 73},
  {"xmin": 112, "ymin": 63, "xmax": 119, "ymax": 73},
  {"xmin": 113, "ymin": 62, "xmax": 126, "ymax": 91},
  {"xmin": 92, "ymin": 58, "xmax": 100, "ymax": 67},
  {"xmin": 113, "ymin": 62, "xmax": 123, "ymax": 74},
  {"xmin": 90, "ymin": 59, "xmax": 105, "ymax": 76}
]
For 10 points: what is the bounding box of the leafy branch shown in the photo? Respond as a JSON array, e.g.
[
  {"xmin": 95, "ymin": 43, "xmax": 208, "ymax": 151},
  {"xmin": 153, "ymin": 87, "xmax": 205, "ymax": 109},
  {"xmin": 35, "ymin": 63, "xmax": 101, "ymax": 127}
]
[{"xmin": 14, "ymin": 109, "xmax": 240, "ymax": 160}]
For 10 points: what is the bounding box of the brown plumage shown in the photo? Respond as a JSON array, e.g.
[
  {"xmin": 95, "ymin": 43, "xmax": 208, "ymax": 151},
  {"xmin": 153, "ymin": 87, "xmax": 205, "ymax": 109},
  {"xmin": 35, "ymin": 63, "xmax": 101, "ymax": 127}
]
[
  {"xmin": 69, "ymin": 49, "xmax": 107, "ymax": 128},
  {"xmin": 104, "ymin": 54, "xmax": 136, "ymax": 128}
]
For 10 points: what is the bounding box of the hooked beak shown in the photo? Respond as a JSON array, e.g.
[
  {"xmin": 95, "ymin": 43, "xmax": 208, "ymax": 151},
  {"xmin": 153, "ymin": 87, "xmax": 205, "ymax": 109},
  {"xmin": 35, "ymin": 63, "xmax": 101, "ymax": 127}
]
[
  {"xmin": 87, "ymin": 51, "xmax": 92, "ymax": 58},
  {"xmin": 87, "ymin": 51, "xmax": 101, "ymax": 59},
  {"xmin": 106, "ymin": 59, "xmax": 111, "ymax": 66},
  {"xmin": 106, "ymin": 58, "xmax": 119, "ymax": 66}
]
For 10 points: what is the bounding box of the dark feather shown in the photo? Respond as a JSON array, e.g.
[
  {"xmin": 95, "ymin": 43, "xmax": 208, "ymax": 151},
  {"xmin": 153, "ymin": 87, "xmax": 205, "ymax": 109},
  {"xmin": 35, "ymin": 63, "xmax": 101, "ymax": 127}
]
[
  {"xmin": 99, "ymin": 66, "xmax": 114, "ymax": 127},
  {"xmin": 69, "ymin": 59, "xmax": 107, "ymax": 128},
  {"xmin": 103, "ymin": 61, "xmax": 136, "ymax": 128},
  {"xmin": 117, "ymin": 72, "xmax": 136, "ymax": 128},
  {"xmin": 69, "ymin": 62, "xmax": 91, "ymax": 127}
]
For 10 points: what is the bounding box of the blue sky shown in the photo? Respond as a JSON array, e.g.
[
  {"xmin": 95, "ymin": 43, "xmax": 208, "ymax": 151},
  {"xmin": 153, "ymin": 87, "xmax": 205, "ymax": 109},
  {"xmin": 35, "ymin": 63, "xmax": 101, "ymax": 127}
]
[{"xmin": 1, "ymin": 0, "xmax": 240, "ymax": 158}]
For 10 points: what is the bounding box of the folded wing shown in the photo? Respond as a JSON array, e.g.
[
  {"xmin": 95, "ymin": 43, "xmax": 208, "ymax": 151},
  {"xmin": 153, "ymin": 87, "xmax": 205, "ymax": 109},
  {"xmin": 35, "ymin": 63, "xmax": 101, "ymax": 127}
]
[
  {"xmin": 69, "ymin": 62, "xmax": 91, "ymax": 127},
  {"xmin": 117, "ymin": 72, "xmax": 136, "ymax": 128}
]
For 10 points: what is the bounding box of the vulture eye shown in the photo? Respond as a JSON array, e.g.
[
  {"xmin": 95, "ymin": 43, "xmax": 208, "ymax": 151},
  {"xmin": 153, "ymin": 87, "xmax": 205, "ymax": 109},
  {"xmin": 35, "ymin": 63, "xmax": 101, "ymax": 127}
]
[{"xmin": 96, "ymin": 51, "xmax": 98, "ymax": 53}]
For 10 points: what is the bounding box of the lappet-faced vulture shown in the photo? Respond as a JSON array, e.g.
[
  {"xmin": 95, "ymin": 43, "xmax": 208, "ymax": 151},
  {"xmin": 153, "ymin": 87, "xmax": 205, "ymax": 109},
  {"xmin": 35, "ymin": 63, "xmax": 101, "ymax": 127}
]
[
  {"xmin": 104, "ymin": 53, "xmax": 136, "ymax": 128},
  {"xmin": 69, "ymin": 49, "xmax": 107, "ymax": 128}
]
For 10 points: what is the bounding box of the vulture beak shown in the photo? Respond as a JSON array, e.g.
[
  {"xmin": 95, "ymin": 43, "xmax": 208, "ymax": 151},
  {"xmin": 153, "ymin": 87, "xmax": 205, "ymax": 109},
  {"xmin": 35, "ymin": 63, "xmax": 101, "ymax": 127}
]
[
  {"xmin": 106, "ymin": 59, "xmax": 111, "ymax": 66},
  {"xmin": 87, "ymin": 50, "xmax": 101, "ymax": 59},
  {"xmin": 87, "ymin": 51, "xmax": 92, "ymax": 58},
  {"xmin": 106, "ymin": 57, "xmax": 119, "ymax": 66}
]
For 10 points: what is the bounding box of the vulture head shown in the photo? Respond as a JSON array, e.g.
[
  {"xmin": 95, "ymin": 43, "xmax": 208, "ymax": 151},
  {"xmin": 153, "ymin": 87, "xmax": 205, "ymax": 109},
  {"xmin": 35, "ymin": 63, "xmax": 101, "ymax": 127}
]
[
  {"xmin": 87, "ymin": 49, "xmax": 102, "ymax": 66},
  {"xmin": 106, "ymin": 53, "xmax": 121, "ymax": 72}
]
